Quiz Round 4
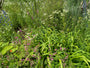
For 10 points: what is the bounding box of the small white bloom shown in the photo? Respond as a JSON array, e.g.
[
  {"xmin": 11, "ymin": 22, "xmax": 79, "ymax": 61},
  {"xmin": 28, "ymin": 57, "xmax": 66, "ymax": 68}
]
[
  {"xmin": 49, "ymin": 17, "xmax": 53, "ymax": 19},
  {"xmin": 41, "ymin": 21, "xmax": 45, "ymax": 24},
  {"xmin": 63, "ymin": 9, "xmax": 69, "ymax": 13},
  {"xmin": 53, "ymin": 10, "xmax": 57, "ymax": 14},
  {"xmin": 43, "ymin": 13, "xmax": 47, "ymax": 16},
  {"xmin": 24, "ymin": 28, "xmax": 27, "ymax": 31},
  {"xmin": 17, "ymin": 31, "xmax": 20, "ymax": 34},
  {"xmin": 49, "ymin": 15, "xmax": 52, "ymax": 17},
  {"xmin": 87, "ymin": 9, "xmax": 90, "ymax": 14},
  {"xmin": 61, "ymin": 13, "xmax": 65, "ymax": 16},
  {"xmin": 26, "ymin": 33, "xmax": 30, "ymax": 35}
]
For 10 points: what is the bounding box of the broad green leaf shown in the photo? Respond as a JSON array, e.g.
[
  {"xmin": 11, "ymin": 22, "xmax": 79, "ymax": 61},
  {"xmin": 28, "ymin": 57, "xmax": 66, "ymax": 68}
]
[{"xmin": 0, "ymin": 45, "xmax": 13, "ymax": 55}]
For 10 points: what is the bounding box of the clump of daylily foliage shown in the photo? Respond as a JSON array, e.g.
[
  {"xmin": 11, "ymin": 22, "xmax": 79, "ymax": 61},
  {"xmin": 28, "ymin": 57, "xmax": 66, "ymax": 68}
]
[{"xmin": 0, "ymin": 0, "xmax": 90, "ymax": 68}]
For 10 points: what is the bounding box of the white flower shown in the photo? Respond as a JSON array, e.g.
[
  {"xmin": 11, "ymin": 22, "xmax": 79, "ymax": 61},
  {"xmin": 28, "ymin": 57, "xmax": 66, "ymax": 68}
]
[
  {"xmin": 41, "ymin": 21, "xmax": 45, "ymax": 24},
  {"xmin": 52, "ymin": 10, "xmax": 57, "ymax": 14},
  {"xmin": 24, "ymin": 28, "xmax": 27, "ymax": 31},
  {"xmin": 49, "ymin": 15, "xmax": 52, "ymax": 17},
  {"xmin": 52, "ymin": 10, "xmax": 61, "ymax": 14},
  {"xmin": 61, "ymin": 13, "xmax": 65, "ymax": 16},
  {"xmin": 43, "ymin": 13, "xmax": 47, "ymax": 16},
  {"xmin": 63, "ymin": 9, "xmax": 69, "ymax": 13},
  {"xmin": 88, "ymin": 19, "xmax": 90, "ymax": 21},
  {"xmin": 26, "ymin": 33, "xmax": 30, "ymax": 35},
  {"xmin": 87, "ymin": 9, "xmax": 90, "ymax": 14},
  {"xmin": 49, "ymin": 16, "xmax": 53, "ymax": 19}
]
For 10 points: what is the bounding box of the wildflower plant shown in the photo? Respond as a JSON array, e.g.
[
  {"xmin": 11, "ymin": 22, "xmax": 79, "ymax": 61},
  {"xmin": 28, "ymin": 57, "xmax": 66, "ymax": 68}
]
[
  {"xmin": 0, "ymin": 0, "xmax": 90, "ymax": 68},
  {"xmin": 0, "ymin": 10, "xmax": 13, "ymax": 42}
]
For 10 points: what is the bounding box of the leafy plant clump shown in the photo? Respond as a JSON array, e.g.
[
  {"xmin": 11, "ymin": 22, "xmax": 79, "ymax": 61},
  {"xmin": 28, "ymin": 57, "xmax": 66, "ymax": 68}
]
[{"xmin": 0, "ymin": 0, "xmax": 90, "ymax": 68}]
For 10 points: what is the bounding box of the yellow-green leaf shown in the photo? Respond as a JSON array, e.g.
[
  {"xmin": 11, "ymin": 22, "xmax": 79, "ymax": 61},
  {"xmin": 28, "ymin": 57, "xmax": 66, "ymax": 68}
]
[{"xmin": 1, "ymin": 45, "xmax": 13, "ymax": 55}]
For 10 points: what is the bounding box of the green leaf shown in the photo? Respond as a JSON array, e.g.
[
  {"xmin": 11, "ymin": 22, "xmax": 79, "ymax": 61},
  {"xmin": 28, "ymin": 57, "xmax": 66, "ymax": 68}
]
[
  {"xmin": 0, "ymin": 42, "xmax": 3, "ymax": 46},
  {"xmin": 23, "ymin": 52, "xmax": 34, "ymax": 65},
  {"xmin": 59, "ymin": 59, "xmax": 63, "ymax": 68},
  {"xmin": 0, "ymin": 42, "xmax": 9, "ymax": 47},
  {"xmin": 11, "ymin": 46, "xmax": 18, "ymax": 53},
  {"xmin": 47, "ymin": 56, "xmax": 52, "ymax": 68},
  {"xmin": 0, "ymin": 45, "xmax": 13, "ymax": 55}
]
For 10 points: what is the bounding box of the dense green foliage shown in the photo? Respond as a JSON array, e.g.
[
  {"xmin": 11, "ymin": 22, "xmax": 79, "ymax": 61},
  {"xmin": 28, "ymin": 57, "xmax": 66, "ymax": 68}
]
[{"xmin": 0, "ymin": 0, "xmax": 90, "ymax": 68}]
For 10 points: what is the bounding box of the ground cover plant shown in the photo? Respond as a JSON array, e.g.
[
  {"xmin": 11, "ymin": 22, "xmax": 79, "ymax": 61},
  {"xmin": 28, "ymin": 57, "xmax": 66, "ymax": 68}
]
[{"xmin": 0, "ymin": 0, "xmax": 90, "ymax": 68}]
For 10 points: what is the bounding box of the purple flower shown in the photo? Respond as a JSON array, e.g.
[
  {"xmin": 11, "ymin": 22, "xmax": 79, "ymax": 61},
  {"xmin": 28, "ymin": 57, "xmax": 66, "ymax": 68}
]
[
  {"xmin": 11, "ymin": 24, "xmax": 12, "ymax": 26},
  {"xmin": 0, "ymin": 19, "xmax": 1, "ymax": 23},
  {"xmin": 51, "ymin": 58, "xmax": 53, "ymax": 61},
  {"xmin": 19, "ymin": 29, "xmax": 22, "ymax": 32},
  {"xmin": 8, "ymin": 23, "xmax": 9, "ymax": 25},
  {"xmin": 49, "ymin": 54, "xmax": 51, "ymax": 56},
  {"xmin": 15, "ymin": 37, "xmax": 18, "ymax": 39},
  {"xmin": 26, "ymin": 58, "xmax": 30, "ymax": 61},
  {"xmin": 27, "ymin": 43, "xmax": 30, "ymax": 45},
  {"xmin": 7, "ymin": 66, "xmax": 8, "ymax": 68},
  {"xmin": 65, "ymin": 56, "xmax": 68, "ymax": 59},
  {"xmin": 61, "ymin": 59, "xmax": 65, "ymax": 62},
  {"xmin": 4, "ymin": 15, "xmax": 8, "ymax": 18},
  {"xmin": 32, "ymin": 55, "xmax": 35, "ymax": 57},
  {"xmin": 2, "ymin": 10, "xmax": 7, "ymax": 15},
  {"xmin": 34, "ymin": 49, "xmax": 36, "ymax": 52},
  {"xmin": 64, "ymin": 48, "xmax": 66, "ymax": 50},
  {"xmin": 19, "ymin": 40, "xmax": 21, "ymax": 42},
  {"xmin": 24, "ymin": 46, "xmax": 27, "ymax": 51},
  {"xmin": 15, "ymin": 41, "xmax": 18, "ymax": 44},
  {"xmin": 35, "ymin": 45, "xmax": 39, "ymax": 48},
  {"xmin": 2, "ymin": 63, "xmax": 4, "ymax": 64},
  {"xmin": 63, "ymin": 63, "xmax": 66, "ymax": 68},
  {"xmin": 38, "ymin": 53, "xmax": 40, "ymax": 55},
  {"xmin": 1, "ymin": 15, "xmax": 3, "ymax": 19},
  {"xmin": 21, "ymin": 59, "xmax": 24, "ymax": 61},
  {"xmin": 53, "ymin": 52, "xmax": 56, "ymax": 55},
  {"xmin": 55, "ymin": 49, "xmax": 57, "ymax": 51},
  {"xmin": 40, "ymin": 56, "xmax": 41, "ymax": 59},
  {"xmin": 60, "ymin": 47, "xmax": 62, "ymax": 50}
]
